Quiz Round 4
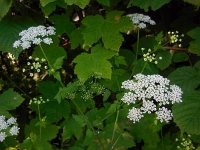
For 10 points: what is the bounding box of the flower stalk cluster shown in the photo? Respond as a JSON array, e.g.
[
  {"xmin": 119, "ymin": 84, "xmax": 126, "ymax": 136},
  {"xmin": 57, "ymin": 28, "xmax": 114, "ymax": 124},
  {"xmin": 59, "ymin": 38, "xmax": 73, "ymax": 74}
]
[
  {"xmin": 13, "ymin": 25, "xmax": 56, "ymax": 49},
  {"xmin": 141, "ymin": 48, "xmax": 162, "ymax": 64},
  {"xmin": 127, "ymin": 13, "xmax": 156, "ymax": 29},
  {"xmin": 121, "ymin": 74, "xmax": 183, "ymax": 123},
  {"xmin": 29, "ymin": 97, "xmax": 50, "ymax": 105},
  {"xmin": 22, "ymin": 56, "xmax": 48, "ymax": 78},
  {"xmin": 167, "ymin": 31, "xmax": 184, "ymax": 48},
  {"xmin": 0, "ymin": 116, "xmax": 20, "ymax": 142}
]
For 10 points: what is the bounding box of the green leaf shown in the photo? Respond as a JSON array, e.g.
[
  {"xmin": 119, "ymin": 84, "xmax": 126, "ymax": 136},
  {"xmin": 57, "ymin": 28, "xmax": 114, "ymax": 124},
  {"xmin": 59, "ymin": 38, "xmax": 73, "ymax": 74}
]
[
  {"xmin": 63, "ymin": 117, "xmax": 82, "ymax": 139},
  {"xmin": 172, "ymin": 53, "xmax": 188, "ymax": 63},
  {"xmin": 0, "ymin": 0, "xmax": 12, "ymax": 21},
  {"xmin": 33, "ymin": 38, "xmax": 67, "ymax": 70},
  {"xmin": 188, "ymin": 27, "xmax": 200, "ymax": 55},
  {"xmin": 73, "ymin": 45, "xmax": 116, "ymax": 82},
  {"xmin": 0, "ymin": 17, "xmax": 38, "ymax": 57},
  {"xmin": 156, "ymin": 51, "xmax": 172, "ymax": 70},
  {"xmin": 70, "ymin": 28, "xmax": 84, "ymax": 49},
  {"xmin": 64, "ymin": 0, "xmax": 90, "ymax": 9},
  {"xmin": 173, "ymin": 90, "xmax": 200, "ymax": 135},
  {"xmin": 49, "ymin": 14, "xmax": 76, "ymax": 35},
  {"xmin": 40, "ymin": 0, "xmax": 56, "ymax": 7},
  {"xmin": 128, "ymin": 0, "xmax": 171, "ymax": 11},
  {"xmin": 81, "ymin": 11, "xmax": 132, "ymax": 51},
  {"xmin": 0, "ymin": 89, "xmax": 24, "ymax": 116},
  {"xmin": 168, "ymin": 66, "xmax": 200, "ymax": 91},
  {"xmin": 97, "ymin": 0, "xmax": 110, "ymax": 6},
  {"xmin": 184, "ymin": 0, "xmax": 200, "ymax": 6}
]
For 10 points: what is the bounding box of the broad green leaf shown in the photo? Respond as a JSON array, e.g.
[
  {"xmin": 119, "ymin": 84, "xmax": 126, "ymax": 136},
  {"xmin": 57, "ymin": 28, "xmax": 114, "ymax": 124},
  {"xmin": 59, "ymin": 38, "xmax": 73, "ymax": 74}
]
[
  {"xmin": 73, "ymin": 45, "xmax": 116, "ymax": 82},
  {"xmin": 128, "ymin": 0, "xmax": 171, "ymax": 11},
  {"xmin": 188, "ymin": 27, "xmax": 200, "ymax": 55},
  {"xmin": 172, "ymin": 53, "xmax": 188, "ymax": 63},
  {"xmin": 0, "ymin": 17, "xmax": 38, "ymax": 57},
  {"xmin": 97, "ymin": 0, "xmax": 110, "ymax": 6},
  {"xmin": 0, "ymin": 0, "xmax": 12, "ymax": 21},
  {"xmin": 40, "ymin": 0, "xmax": 56, "ymax": 7},
  {"xmin": 168, "ymin": 66, "xmax": 200, "ymax": 91},
  {"xmin": 63, "ymin": 117, "xmax": 82, "ymax": 139},
  {"xmin": 0, "ymin": 89, "xmax": 24, "ymax": 116},
  {"xmin": 49, "ymin": 14, "xmax": 76, "ymax": 35},
  {"xmin": 64, "ymin": 0, "xmax": 90, "ymax": 9},
  {"xmin": 70, "ymin": 28, "xmax": 84, "ymax": 49},
  {"xmin": 81, "ymin": 11, "xmax": 133, "ymax": 51},
  {"xmin": 173, "ymin": 91, "xmax": 200, "ymax": 135},
  {"xmin": 156, "ymin": 51, "xmax": 172, "ymax": 70},
  {"xmin": 38, "ymin": 81, "xmax": 60, "ymax": 100},
  {"xmin": 184, "ymin": 0, "xmax": 200, "ymax": 6},
  {"xmin": 33, "ymin": 38, "xmax": 67, "ymax": 70},
  {"xmin": 82, "ymin": 15, "xmax": 104, "ymax": 46}
]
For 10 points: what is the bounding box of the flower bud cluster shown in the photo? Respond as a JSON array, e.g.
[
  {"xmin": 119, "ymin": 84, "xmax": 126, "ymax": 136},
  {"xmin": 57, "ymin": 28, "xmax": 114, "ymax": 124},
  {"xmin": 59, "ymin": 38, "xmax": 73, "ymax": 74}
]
[
  {"xmin": 22, "ymin": 56, "xmax": 48, "ymax": 78},
  {"xmin": 167, "ymin": 31, "xmax": 184, "ymax": 48},
  {"xmin": 127, "ymin": 13, "xmax": 156, "ymax": 29},
  {"xmin": 141, "ymin": 48, "xmax": 162, "ymax": 64},
  {"xmin": 29, "ymin": 97, "xmax": 50, "ymax": 105},
  {"xmin": 0, "ymin": 116, "xmax": 20, "ymax": 142},
  {"xmin": 121, "ymin": 74, "xmax": 183, "ymax": 123},
  {"xmin": 13, "ymin": 25, "xmax": 56, "ymax": 49},
  {"xmin": 176, "ymin": 134, "xmax": 195, "ymax": 150}
]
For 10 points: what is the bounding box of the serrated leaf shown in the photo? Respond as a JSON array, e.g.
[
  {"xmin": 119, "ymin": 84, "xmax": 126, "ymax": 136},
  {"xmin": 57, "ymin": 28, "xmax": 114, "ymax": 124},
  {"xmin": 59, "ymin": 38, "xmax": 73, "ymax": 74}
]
[
  {"xmin": 49, "ymin": 14, "xmax": 75, "ymax": 35},
  {"xmin": 128, "ymin": 0, "xmax": 171, "ymax": 11},
  {"xmin": 0, "ymin": 17, "xmax": 38, "ymax": 57},
  {"xmin": 156, "ymin": 51, "xmax": 172, "ymax": 70},
  {"xmin": 40, "ymin": 0, "xmax": 56, "ymax": 7},
  {"xmin": 188, "ymin": 27, "xmax": 200, "ymax": 55},
  {"xmin": 73, "ymin": 45, "xmax": 116, "ymax": 82},
  {"xmin": 0, "ymin": 89, "xmax": 24, "ymax": 116},
  {"xmin": 184, "ymin": 0, "xmax": 200, "ymax": 6},
  {"xmin": 0, "ymin": 0, "xmax": 12, "ymax": 21},
  {"xmin": 64, "ymin": 0, "xmax": 90, "ymax": 9},
  {"xmin": 173, "ymin": 91, "xmax": 200, "ymax": 135},
  {"xmin": 70, "ymin": 28, "xmax": 84, "ymax": 49},
  {"xmin": 81, "ymin": 11, "xmax": 132, "ymax": 51},
  {"xmin": 168, "ymin": 66, "xmax": 200, "ymax": 91}
]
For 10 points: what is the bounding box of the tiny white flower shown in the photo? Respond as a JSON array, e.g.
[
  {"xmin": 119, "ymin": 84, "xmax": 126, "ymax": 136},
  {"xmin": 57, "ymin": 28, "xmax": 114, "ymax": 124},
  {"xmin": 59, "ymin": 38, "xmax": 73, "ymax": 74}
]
[
  {"xmin": 7, "ymin": 117, "xmax": 17, "ymax": 125},
  {"xmin": 0, "ymin": 132, "xmax": 6, "ymax": 142},
  {"xmin": 156, "ymin": 107, "xmax": 173, "ymax": 123},
  {"xmin": 127, "ymin": 107, "xmax": 144, "ymax": 123},
  {"xmin": 9, "ymin": 126, "xmax": 20, "ymax": 136}
]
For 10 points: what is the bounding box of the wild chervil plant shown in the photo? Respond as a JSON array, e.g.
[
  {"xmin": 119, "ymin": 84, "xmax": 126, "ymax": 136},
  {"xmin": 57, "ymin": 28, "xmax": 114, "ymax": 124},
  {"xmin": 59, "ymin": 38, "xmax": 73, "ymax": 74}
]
[{"xmin": 0, "ymin": 0, "xmax": 200, "ymax": 150}]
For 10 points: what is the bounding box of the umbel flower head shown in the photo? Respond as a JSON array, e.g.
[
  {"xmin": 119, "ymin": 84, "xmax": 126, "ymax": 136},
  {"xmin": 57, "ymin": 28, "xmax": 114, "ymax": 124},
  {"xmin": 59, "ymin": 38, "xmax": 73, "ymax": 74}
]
[
  {"xmin": 121, "ymin": 74, "xmax": 183, "ymax": 123},
  {"xmin": 0, "ymin": 115, "xmax": 20, "ymax": 142},
  {"xmin": 127, "ymin": 13, "xmax": 156, "ymax": 29},
  {"xmin": 13, "ymin": 25, "xmax": 56, "ymax": 49}
]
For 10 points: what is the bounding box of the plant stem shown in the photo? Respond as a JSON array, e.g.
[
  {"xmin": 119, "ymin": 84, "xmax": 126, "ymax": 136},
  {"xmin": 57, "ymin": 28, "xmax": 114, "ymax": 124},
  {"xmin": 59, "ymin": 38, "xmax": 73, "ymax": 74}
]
[
  {"xmin": 135, "ymin": 29, "xmax": 140, "ymax": 61},
  {"xmin": 111, "ymin": 110, "xmax": 119, "ymax": 143},
  {"xmin": 37, "ymin": 104, "xmax": 42, "ymax": 140},
  {"xmin": 141, "ymin": 62, "xmax": 147, "ymax": 73}
]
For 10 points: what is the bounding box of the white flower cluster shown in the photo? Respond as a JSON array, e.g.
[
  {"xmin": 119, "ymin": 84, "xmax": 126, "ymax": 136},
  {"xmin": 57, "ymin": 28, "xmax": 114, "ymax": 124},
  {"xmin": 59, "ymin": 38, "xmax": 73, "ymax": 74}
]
[
  {"xmin": 0, "ymin": 116, "xmax": 20, "ymax": 142},
  {"xmin": 127, "ymin": 13, "xmax": 156, "ymax": 29},
  {"xmin": 22, "ymin": 56, "xmax": 48, "ymax": 78},
  {"xmin": 167, "ymin": 31, "xmax": 184, "ymax": 48},
  {"xmin": 13, "ymin": 25, "xmax": 56, "ymax": 49},
  {"xmin": 121, "ymin": 74, "xmax": 183, "ymax": 123},
  {"xmin": 29, "ymin": 97, "xmax": 50, "ymax": 105},
  {"xmin": 141, "ymin": 48, "xmax": 162, "ymax": 64}
]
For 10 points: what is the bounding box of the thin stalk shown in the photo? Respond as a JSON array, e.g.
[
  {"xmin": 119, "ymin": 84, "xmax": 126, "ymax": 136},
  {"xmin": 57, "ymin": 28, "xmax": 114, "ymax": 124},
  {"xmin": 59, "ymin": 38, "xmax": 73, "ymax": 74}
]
[
  {"xmin": 111, "ymin": 134, "xmax": 122, "ymax": 150},
  {"xmin": 111, "ymin": 110, "xmax": 119, "ymax": 143},
  {"xmin": 37, "ymin": 104, "xmax": 42, "ymax": 140},
  {"xmin": 141, "ymin": 62, "xmax": 147, "ymax": 73},
  {"xmin": 135, "ymin": 29, "xmax": 140, "ymax": 61}
]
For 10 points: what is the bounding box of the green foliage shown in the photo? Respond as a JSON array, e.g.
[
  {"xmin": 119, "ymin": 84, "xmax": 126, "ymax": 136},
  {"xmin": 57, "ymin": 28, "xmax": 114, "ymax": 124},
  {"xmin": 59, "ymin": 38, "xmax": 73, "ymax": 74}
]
[
  {"xmin": 0, "ymin": 0, "xmax": 12, "ymax": 21},
  {"xmin": 128, "ymin": 0, "xmax": 171, "ymax": 11},
  {"xmin": 81, "ymin": 11, "xmax": 133, "ymax": 51},
  {"xmin": 184, "ymin": 0, "xmax": 200, "ymax": 6},
  {"xmin": 156, "ymin": 51, "xmax": 172, "ymax": 70},
  {"xmin": 188, "ymin": 27, "xmax": 200, "ymax": 55},
  {"xmin": 73, "ymin": 45, "xmax": 116, "ymax": 82},
  {"xmin": 64, "ymin": 0, "xmax": 90, "ymax": 9},
  {"xmin": 173, "ymin": 90, "xmax": 200, "ymax": 135},
  {"xmin": 0, "ymin": 89, "xmax": 24, "ymax": 116}
]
